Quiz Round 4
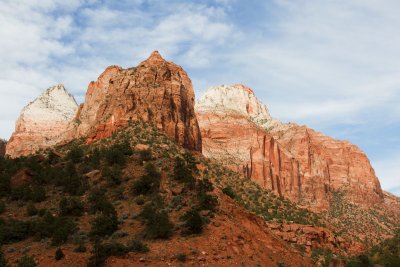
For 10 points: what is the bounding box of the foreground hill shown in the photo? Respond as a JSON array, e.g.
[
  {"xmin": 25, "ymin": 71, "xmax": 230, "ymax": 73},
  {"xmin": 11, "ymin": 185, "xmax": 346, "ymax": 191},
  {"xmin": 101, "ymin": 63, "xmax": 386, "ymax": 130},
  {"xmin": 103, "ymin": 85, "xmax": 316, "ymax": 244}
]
[{"xmin": 1, "ymin": 122, "xmax": 314, "ymax": 266}]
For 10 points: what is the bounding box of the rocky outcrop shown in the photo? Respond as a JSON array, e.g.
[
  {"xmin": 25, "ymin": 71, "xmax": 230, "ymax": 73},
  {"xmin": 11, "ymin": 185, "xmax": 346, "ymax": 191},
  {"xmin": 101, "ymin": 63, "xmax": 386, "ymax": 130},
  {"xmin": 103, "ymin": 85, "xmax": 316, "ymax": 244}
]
[
  {"xmin": 266, "ymin": 222, "xmax": 352, "ymax": 254},
  {"xmin": 0, "ymin": 139, "xmax": 6, "ymax": 157},
  {"xmin": 196, "ymin": 85, "xmax": 384, "ymax": 210},
  {"xmin": 6, "ymin": 85, "xmax": 78, "ymax": 158},
  {"xmin": 65, "ymin": 51, "xmax": 201, "ymax": 151}
]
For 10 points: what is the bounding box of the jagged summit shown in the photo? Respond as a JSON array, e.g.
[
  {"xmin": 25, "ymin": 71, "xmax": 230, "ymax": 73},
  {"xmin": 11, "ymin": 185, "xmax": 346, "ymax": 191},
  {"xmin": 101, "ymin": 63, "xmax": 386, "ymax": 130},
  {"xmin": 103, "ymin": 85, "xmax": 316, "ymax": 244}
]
[{"xmin": 196, "ymin": 84, "xmax": 288, "ymax": 131}]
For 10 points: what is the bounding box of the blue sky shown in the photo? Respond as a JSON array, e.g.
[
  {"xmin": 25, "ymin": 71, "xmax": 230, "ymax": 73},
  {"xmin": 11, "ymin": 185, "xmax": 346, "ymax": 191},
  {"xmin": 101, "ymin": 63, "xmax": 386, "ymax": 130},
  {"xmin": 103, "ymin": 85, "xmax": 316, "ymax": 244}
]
[{"xmin": 0, "ymin": 0, "xmax": 399, "ymax": 195}]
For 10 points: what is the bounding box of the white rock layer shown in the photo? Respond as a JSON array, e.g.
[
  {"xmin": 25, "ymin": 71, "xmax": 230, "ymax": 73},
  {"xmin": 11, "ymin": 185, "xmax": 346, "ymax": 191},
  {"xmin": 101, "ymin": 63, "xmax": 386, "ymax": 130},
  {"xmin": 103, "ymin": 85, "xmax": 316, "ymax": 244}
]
[
  {"xmin": 196, "ymin": 84, "xmax": 290, "ymax": 131},
  {"xmin": 6, "ymin": 84, "xmax": 78, "ymax": 157}
]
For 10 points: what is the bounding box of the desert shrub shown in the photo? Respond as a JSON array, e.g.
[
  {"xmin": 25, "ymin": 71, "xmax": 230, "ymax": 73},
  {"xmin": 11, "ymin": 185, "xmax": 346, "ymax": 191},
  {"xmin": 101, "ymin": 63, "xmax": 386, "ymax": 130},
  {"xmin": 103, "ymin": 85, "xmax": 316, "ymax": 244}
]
[
  {"xmin": 222, "ymin": 186, "xmax": 236, "ymax": 199},
  {"xmin": 30, "ymin": 185, "xmax": 46, "ymax": 202},
  {"xmin": 61, "ymin": 162, "xmax": 87, "ymax": 195},
  {"xmin": 55, "ymin": 248, "xmax": 64, "ymax": 260},
  {"xmin": 0, "ymin": 219, "xmax": 30, "ymax": 244},
  {"xmin": 197, "ymin": 192, "xmax": 218, "ymax": 211},
  {"xmin": 135, "ymin": 195, "xmax": 145, "ymax": 205},
  {"xmin": 51, "ymin": 217, "xmax": 77, "ymax": 245},
  {"xmin": 0, "ymin": 200, "xmax": 5, "ymax": 214},
  {"xmin": 74, "ymin": 241, "xmax": 87, "ymax": 253},
  {"xmin": 87, "ymin": 241, "xmax": 129, "ymax": 267},
  {"xmin": 140, "ymin": 204, "xmax": 173, "ymax": 239},
  {"xmin": 59, "ymin": 197, "xmax": 84, "ymax": 217},
  {"xmin": 139, "ymin": 149, "xmax": 152, "ymax": 161},
  {"xmin": 66, "ymin": 146, "xmax": 84, "ymax": 163},
  {"xmin": 16, "ymin": 255, "xmax": 36, "ymax": 267},
  {"xmin": 0, "ymin": 248, "xmax": 6, "ymax": 267},
  {"xmin": 181, "ymin": 209, "xmax": 203, "ymax": 235},
  {"xmin": 176, "ymin": 253, "xmax": 187, "ymax": 262},
  {"xmin": 103, "ymin": 142, "xmax": 131, "ymax": 166},
  {"xmin": 26, "ymin": 203, "xmax": 38, "ymax": 216},
  {"xmin": 131, "ymin": 163, "xmax": 160, "ymax": 195},
  {"xmin": 102, "ymin": 166, "xmax": 122, "ymax": 186},
  {"xmin": 126, "ymin": 239, "xmax": 149, "ymax": 253},
  {"xmin": 197, "ymin": 179, "xmax": 213, "ymax": 193},
  {"xmin": 89, "ymin": 202, "xmax": 118, "ymax": 238},
  {"xmin": 173, "ymin": 156, "xmax": 195, "ymax": 188}
]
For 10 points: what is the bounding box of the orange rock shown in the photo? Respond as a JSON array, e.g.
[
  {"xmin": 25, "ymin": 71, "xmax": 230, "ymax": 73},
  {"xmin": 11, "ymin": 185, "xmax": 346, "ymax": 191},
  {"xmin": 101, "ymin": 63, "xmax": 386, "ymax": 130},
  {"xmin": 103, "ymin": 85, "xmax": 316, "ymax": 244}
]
[{"xmin": 65, "ymin": 51, "xmax": 201, "ymax": 152}]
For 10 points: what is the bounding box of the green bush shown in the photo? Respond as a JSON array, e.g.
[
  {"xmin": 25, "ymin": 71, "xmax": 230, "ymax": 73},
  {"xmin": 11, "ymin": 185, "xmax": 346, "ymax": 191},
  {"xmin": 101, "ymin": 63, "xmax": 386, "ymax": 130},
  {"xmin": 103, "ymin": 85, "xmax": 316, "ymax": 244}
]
[
  {"xmin": 103, "ymin": 143, "xmax": 130, "ymax": 166},
  {"xmin": 139, "ymin": 149, "xmax": 152, "ymax": 162},
  {"xmin": 0, "ymin": 248, "xmax": 6, "ymax": 267},
  {"xmin": 30, "ymin": 186, "xmax": 46, "ymax": 202},
  {"xmin": 198, "ymin": 192, "xmax": 218, "ymax": 211},
  {"xmin": 59, "ymin": 196, "xmax": 84, "ymax": 216},
  {"xmin": 222, "ymin": 186, "xmax": 236, "ymax": 199},
  {"xmin": 26, "ymin": 203, "xmax": 38, "ymax": 216},
  {"xmin": 16, "ymin": 255, "xmax": 36, "ymax": 267},
  {"xmin": 61, "ymin": 162, "xmax": 86, "ymax": 195},
  {"xmin": 173, "ymin": 157, "xmax": 195, "ymax": 188},
  {"xmin": 131, "ymin": 163, "xmax": 160, "ymax": 195},
  {"xmin": 0, "ymin": 200, "xmax": 5, "ymax": 214},
  {"xmin": 87, "ymin": 241, "xmax": 129, "ymax": 267},
  {"xmin": 181, "ymin": 209, "xmax": 203, "ymax": 235},
  {"xmin": 51, "ymin": 217, "xmax": 77, "ymax": 245},
  {"xmin": 102, "ymin": 166, "xmax": 122, "ymax": 186},
  {"xmin": 126, "ymin": 239, "xmax": 149, "ymax": 253},
  {"xmin": 140, "ymin": 204, "xmax": 173, "ymax": 239},
  {"xmin": 66, "ymin": 146, "xmax": 84, "ymax": 163},
  {"xmin": 0, "ymin": 218, "xmax": 30, "ymax": 244},
  {"xmin": 176, "ymin": 253, "xmax": 187, "ymax": 262},
  {"xmin": 55, "ymin": 248, "xmax": 64, "ymax": 260},
  {"xmin": 89, "ymin": 202, "xmax": 119, "ymax": 238}
]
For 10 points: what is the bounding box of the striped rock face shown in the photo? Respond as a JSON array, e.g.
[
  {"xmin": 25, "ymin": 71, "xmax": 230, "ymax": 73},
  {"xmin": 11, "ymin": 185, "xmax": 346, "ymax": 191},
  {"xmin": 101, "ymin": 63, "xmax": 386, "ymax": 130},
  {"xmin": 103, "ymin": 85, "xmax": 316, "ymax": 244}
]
[
  {"xmin": 6, "ymin": 84, "xmax": 78, "ymax": 158},
  {"xmin": 196, "ymin": 85, "xmax": 384, "ymax": 211}
]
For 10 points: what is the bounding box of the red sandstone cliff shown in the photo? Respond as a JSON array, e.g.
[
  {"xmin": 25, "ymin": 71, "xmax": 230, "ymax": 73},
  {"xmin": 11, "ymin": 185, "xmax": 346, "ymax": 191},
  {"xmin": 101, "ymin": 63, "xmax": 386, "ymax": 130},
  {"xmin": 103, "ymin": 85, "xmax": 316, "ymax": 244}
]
[
  {"xmin": 65, "ymin": 51, "xmax": 201, "ymax": 152},
  {"xmin": 196, "ymin": 84, "xmax": 384, "ymax": 210}
]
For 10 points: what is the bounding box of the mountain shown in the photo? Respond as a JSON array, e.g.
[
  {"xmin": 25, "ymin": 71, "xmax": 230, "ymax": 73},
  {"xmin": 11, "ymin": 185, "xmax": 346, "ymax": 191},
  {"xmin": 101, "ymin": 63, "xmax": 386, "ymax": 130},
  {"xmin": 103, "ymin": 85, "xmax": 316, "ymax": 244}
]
[
  {"xmin": 1, "ymin": 52, "xmax": 398, "ymax": 266},
  {"xmin": 6, "ymin": 84, "xmax": 78, "ymax": 158},
  {"xmin": 196, "ymin": 84, "xmax": 384, "ymax": 211},
  {"xmin": 63, "ymin": 51, "xmax": 201, "ymax": 152}
]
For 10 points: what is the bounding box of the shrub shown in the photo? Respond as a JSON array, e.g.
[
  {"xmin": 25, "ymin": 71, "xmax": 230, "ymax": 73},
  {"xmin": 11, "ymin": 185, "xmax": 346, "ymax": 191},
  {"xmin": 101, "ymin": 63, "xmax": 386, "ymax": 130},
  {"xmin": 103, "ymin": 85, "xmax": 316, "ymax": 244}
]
[
  {"xmin": 55, "ymin": 248, "xmax": 64, "ymax": 260},
  {"xmin": 198, "ymin": 192, "xmax": 218, "ymax": 211},
  {"xmin": 126, "ymin": 239, "xmax": 149, "ymax": 253},
  {"xmin": 87, "ymin": 241, "xmax": 129, "ymax": 267},
  {"xmin": 51, "ymin": 217, "xmax": 77, "ymax": 245},
  {"xmin": 181, "ymin": 209, "xmax": 203, "ymax": 235},
  {"xmin": 26, "ymin": 203, "xmax": 38, "ymax": 216},
  {"xmin": 66, "ymin": 146, "xmax": 84, "ymax": 163},
  {"xmin": 135, "ymin": 195, "xmax": 145, "ymax": 205},
  {"xmin": 102, "ymin": 166, "xmax": 122, "ymax": 186},
  {"xmin": 131, "ymin": 163, "xmax": 160, "ymax": 195},
  {"xmin": 0, "ymin": 200, "xmax": 5, "ymax": 214},
  {"xmin": 0, "ymin": 248, "xmax": 6, "ymax": 267},
  {"xmin": 30, "ymin": 186, "xmax": 46, "ymax": 202},
  {"xmin": 16, "ymin": 255, "xmax": 36, "ymax": 267},
  {"xmin": 0, "ymin": 219, "xmax": 30, "ymax": 244},
  {"xmin": 176, "ymin": 253, "xmax": 187, "ymax": 262},
  {"xmin": 89, "ymin": 203, "xmax": 119, "ymax": 238},
  {"xmin": 62, "ymin": 162, "xmax": 86, "ymax": 195},
  {"xmin": 103, "ymin": 143, "xmax": 129, "ymax": 166},
  {"xmin": 74, "ymin": 242, "xmax": 87, "ymax": 253},
  {"xmin": 140, "ymin": 204, "xmax": 173, "ymax": 239},
  {"xmin": 59, "ymin": 197, "xmax": 84, "ymax": 217},
  {"xmin": 222, "ymin": 186, "xmax": 236, "ymax": 199},
  {"xmin": 173, "ymin": 157, "xmax": 195, "ymax": 188},
  {"xmin": 139, "ymin": 149, "xmax": 152, "ymax": 161}
]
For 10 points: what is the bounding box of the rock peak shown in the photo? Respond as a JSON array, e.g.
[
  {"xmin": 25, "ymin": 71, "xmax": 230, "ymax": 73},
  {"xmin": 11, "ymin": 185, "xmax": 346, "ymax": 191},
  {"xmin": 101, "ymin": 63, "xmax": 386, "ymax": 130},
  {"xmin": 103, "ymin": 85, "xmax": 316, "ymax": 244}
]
[
  {"xmin": 144, "ymin": 50, "xmax": 166, "ymax": 64},
  {"xmin": 232, "ymin": 84, "xmax": 255, "ymax": 95}
]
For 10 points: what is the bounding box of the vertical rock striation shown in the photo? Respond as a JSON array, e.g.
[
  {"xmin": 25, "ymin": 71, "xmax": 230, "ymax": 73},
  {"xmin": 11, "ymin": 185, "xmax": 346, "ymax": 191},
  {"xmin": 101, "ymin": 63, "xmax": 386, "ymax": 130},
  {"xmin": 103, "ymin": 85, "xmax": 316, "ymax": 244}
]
[{"xmin": 196, "ymin": 84, "xmax": 384, "ymax": 210}]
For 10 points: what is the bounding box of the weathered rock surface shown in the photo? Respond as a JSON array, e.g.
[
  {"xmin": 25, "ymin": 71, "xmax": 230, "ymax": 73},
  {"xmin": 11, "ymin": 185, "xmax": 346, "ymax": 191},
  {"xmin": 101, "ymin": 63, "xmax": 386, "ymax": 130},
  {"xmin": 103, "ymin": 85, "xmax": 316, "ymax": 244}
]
[
  {"xmin": 196, "ymin": 84, "xmax": 384, "ymax": 210},
  {"xmin": 6, "ymin": 85, "xmax": 78, "ymax": 158},
  {"xmin": 0, "ymin": 139, "xmax": 6, "ymax": 157},
  {"xmin": 65, "ymin": 51, "xmax": 201, "ymax": 151}
]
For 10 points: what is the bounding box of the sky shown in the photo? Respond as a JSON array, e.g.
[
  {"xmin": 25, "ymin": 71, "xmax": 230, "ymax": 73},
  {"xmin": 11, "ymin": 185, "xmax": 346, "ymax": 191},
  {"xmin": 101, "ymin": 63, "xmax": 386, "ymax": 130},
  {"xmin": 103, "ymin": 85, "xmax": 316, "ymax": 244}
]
[{"xmin": 0, "ymin": 0, "xmax": 399, "ymax": 195}]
